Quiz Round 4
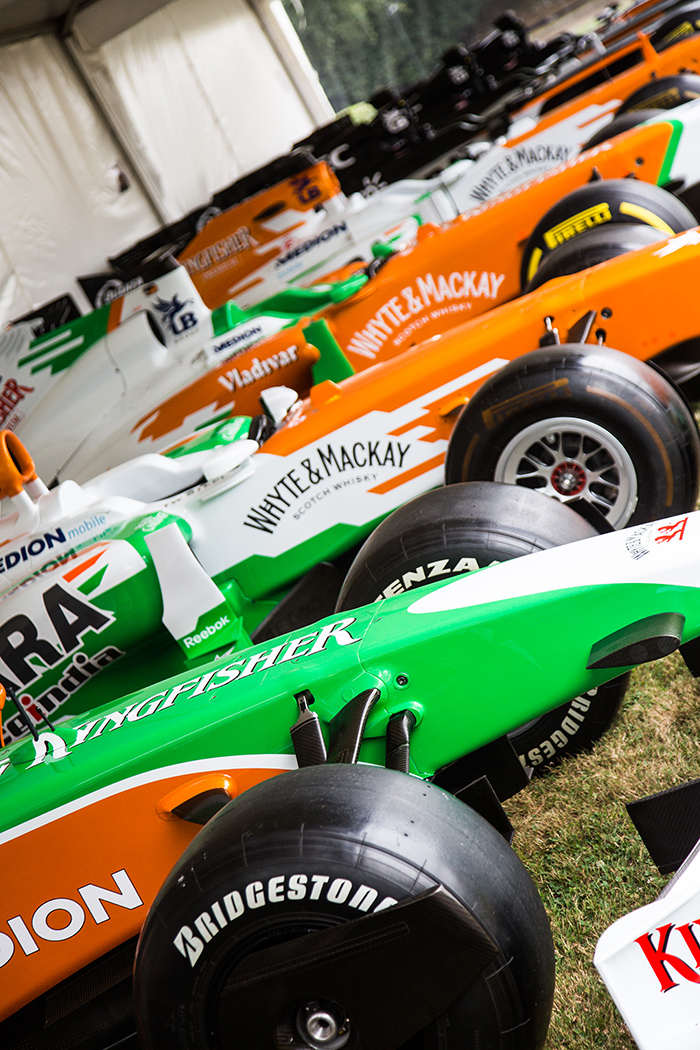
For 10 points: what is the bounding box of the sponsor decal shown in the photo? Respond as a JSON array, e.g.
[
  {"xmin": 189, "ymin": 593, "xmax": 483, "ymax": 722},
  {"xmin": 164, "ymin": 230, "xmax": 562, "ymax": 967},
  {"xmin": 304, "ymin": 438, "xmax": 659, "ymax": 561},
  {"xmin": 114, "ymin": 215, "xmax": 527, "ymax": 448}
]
[
  {"xmin": 0, "ymin": 529, "xmax": 67, "ymax": 574},
  {"xmin": 66, "ymin": 514, "xmax": 108, "ymax": 541},
  {"xmin": 212, "ymin": 325, "xmax": 263, "ymax": 355},
  {"xmin": 290, "ymin": 172, "xmax": 324, "ymax": 206},
  {"xmin": 0, "ymin": 378, "xmax": 33, "ymax": 428},
  {"xmin": 22, "ymin": 616, "xmax": 362, "ymax": 766},
  {"xmin": 95, "ymin": 276, "xmax": 143, "ymax": 308},
  {"xmin": 625, "ymin": 517, "xmax": 690, "ymax": 563},
  {"xmin": 543, "ymin": 202, "xmax": 612, "ymax": 249},
  {"xmin": 3, "ymin": 646, "xmax": 123, "ymax": 744},
  {"xmin": 182, "ymin": 227, "xmax": 257, "ymax": 276},
  {"xmin": 655, "ymin": 517, "xmax": 688, "ymax": 544},
  {"xmin": 183, "ymin": 616, "xmax": 230, "ymax": 649},
  {"xmin": 346, "ymin": 271, "xmax": 505, "ymax": 359},
  {"xmin": 153, "ymin": 294, "xmax": 198, "ymax": 337},
  {"xmin": 243, "ymin": 441, "xmax": 410, "ymax": 533},
  {"xmin": 173, "ymin": 873, "xmax": 398, "ymax": 967},
  {"xmin": 275, "ymin": 222, "xmax": 348, "ymax": 267},
  {"xmin": 0, "ymin": 869, "xmax": 143, "ymax": 968},
  {"xmin": 374, "ymin": 556, "xmax": 490, "ymax": 600},
  {"xmin": 636, "ymin": 920, "xmax": 700, "ymax": 991},
  {"xmin": 470, "ymin": 143, "xmax": 574, "ymax": 202},
  {"xmin": 217, "ymin": 346, "xmax": 298, "ymax": 392},
  {"xmin": 520, "ymin": 692, "xmax": 593, "ymax": 767}
]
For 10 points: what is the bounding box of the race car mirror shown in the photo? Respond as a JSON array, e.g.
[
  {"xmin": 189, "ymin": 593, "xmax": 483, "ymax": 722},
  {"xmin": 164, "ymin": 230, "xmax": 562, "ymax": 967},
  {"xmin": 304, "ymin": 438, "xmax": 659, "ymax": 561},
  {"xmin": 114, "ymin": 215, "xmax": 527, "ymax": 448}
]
[{"xmin": 0, "ymin": 431, "xmax": 48, "ymax": 538}]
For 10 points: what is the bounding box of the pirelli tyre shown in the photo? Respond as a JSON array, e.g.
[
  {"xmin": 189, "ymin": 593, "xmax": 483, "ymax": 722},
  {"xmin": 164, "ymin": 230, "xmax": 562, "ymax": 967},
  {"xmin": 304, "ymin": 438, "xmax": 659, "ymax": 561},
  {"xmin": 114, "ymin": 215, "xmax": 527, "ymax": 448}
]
[
  {"xmin": 337, "ymin": 482, "xmax": 628, "ymax": 770},
  {"xmin": 523, "ymin": 223, "xmax": 667, "ymax": 292},
  {"xmin": 444, "ymin": 344, "xmax": 700, "ymax": 529},
  {"xmin": 134, "ymin": 764, "xmax": 555, "ymax": 1050},
  {"xmin": 617, "ymin": 72, "xmax": 700, "ymax": 113},
  {"xmin": 580, "ymin": 108, "xmax": 665, "ymax": 150},
  {"xmin": 519, "ymin": 179, "xmax": 696, "ymax": 289},
  {"xmin": 650, "ymin": 7, "xmax": 700, "ymax": 51}
]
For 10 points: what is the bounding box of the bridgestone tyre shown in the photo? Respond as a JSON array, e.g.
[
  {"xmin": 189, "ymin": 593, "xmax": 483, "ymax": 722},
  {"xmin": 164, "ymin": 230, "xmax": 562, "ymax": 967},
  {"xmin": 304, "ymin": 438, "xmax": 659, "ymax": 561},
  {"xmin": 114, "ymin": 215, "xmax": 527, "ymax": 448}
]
[
  {"xmin": 444, "ymin": 345, "xmax": 700, "ymax": 529},
  {"xmin": 134, "ymin": 765, "xmax": 555, "ymax": 1050},
  {"xmin": 520, "ymin": 179, "xmax": 696, "ymax": 289},
  {"xmin": 523, "ymin": 223, "xmax": 666, "ymax": 292},
  {"xmin": 580, "ymin": 108, "xmax": 665, "ymax": 150},
  {"xmin": 617, "ymin": 73, "xmax": 700, "ymax": 113},
  {"xmin": 337, "ymin": 482, "xmax": 628, "ymax": 769}
]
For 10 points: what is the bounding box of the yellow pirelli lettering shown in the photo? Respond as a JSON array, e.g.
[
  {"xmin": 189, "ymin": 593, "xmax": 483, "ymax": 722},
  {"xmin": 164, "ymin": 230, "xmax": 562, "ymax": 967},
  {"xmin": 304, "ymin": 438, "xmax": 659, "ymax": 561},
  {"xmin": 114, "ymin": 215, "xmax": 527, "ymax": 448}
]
[
  {"xmin": 543, "ymin": 203, "xmax": 613, "ymax": 249},
  {"xmin": 526, "ymin": 247, "xmax": 543, "ymax": 284},
  {"xmin": 619, "ymin": 201, "xmax": 674, "ymax": 235}
]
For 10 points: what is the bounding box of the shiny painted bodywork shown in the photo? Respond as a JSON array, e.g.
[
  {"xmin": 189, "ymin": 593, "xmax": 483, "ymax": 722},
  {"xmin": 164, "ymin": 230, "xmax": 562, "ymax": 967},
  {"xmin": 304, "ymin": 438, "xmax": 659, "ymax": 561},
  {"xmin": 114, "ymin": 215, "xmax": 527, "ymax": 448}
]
[
  {"xmin": 1, "ymin": 507, "xmax": 700, "ymax": 1021},
  {"xmin": 7, "ymin": 105, "xmax": 700, "ymax": 484}
]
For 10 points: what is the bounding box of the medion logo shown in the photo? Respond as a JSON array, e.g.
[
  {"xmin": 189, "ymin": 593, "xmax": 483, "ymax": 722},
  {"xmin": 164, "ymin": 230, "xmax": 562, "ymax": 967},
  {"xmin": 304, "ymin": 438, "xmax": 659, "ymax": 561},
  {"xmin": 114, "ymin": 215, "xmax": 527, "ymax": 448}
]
[{"xmin": 0, "ymin": 869, "xmax": 143, "ymax": 967}]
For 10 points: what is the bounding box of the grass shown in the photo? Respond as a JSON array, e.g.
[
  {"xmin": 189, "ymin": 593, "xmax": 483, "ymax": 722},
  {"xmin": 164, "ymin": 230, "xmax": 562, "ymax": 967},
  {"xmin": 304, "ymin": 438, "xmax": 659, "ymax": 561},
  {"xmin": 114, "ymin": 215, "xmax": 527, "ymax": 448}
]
[{"xmin": 503, "ymin": 652, "xmax": 700, "ymax": 1047}]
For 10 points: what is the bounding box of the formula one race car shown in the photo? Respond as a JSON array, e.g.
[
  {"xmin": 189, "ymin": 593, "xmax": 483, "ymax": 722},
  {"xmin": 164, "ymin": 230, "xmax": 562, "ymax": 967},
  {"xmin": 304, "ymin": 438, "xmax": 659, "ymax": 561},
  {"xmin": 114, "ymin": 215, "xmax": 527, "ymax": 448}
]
[
  {"xmin": 3, "ymin": 496, "xmax": 700, "ymax": 1050},
  {"xmin": 292, "ymin": 6, "xmax": 700, "ymax": 198},
  {"xmin": 93, "ymin": 11, "xmax": 700, "ymax": 315},
  {"xmin": 9, "ymin": 101, "xmax": 700, "ymax": 486},
  {"xmin": 0, "ymin": 416, "xmax": 629, "ymax": 777}
]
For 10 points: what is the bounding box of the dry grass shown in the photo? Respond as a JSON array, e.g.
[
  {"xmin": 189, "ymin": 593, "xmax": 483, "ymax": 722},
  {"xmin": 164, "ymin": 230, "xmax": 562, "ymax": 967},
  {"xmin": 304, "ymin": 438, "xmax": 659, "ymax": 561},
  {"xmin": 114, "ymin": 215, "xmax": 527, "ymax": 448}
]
[{"xmin": 504, "ymin": 653, "xmax": 700, "ymax": 1048}]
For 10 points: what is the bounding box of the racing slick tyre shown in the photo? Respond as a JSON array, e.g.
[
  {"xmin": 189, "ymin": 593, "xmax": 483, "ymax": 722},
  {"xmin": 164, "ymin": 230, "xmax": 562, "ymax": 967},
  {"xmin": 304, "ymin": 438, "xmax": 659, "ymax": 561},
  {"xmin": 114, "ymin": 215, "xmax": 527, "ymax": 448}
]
[
  {"xmin": 134, "ymin": 764, "xmax": 555, "ymax": 1050},
  {"xmin": 523, "ymin": 223, "xmax": 667, "ymax": 292},
  {"xmin": 580, "ymin": 108, "xmax": 665, "ymax": 150},
  {"xmin": 520, "ymin": 179, "xmax": 696, "ymax": 289},
  {"xmin": 650, "ymin": 6, "xmax": 700, "ymax": 51},
  {"xmin": 336, "ymin": 482, "xmax": 629, "ymax": 771},
  {"xmin": 444, "ymin": 344, "xmax": 700, "ymax": 530},
  {"xmin": 617, "ymin": 73, "xmax": 700, "ymax": 113}
]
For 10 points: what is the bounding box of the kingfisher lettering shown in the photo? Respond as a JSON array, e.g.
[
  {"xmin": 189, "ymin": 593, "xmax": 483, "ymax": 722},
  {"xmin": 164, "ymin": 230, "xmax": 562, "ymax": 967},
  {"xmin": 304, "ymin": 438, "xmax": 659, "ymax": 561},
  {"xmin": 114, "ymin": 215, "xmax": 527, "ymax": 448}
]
[
  {"xmin": 183, "ymin": 227, "xmax": 257, "ymax": 276},
  {"xmin": 636, "ymin": 921, "xmax": 700, "ymax": 991},
  {"xmin": 21, "ymin": 617, "xmax": 363, "ymax": 765},
  {"xmin": 0, "ymin": 378, "xmax": 33, "ymax": 426}
]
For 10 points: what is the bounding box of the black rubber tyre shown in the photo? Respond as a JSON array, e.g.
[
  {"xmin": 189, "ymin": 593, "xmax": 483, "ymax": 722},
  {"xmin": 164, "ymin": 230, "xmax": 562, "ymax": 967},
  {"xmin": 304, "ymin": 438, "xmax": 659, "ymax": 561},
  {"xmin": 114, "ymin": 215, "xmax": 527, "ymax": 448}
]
[
  {"xmin": 581, "ymin": 108, "xmax": 665, "ymax": 150},
  {"xmin": 520, "ymin": 179, "xmax": 696, "ymax": 288},
  {"xmin": 337, "ymin": 482, "xmax": 628, "ymax": 770},
  {"xmin": 134, "ymin": 764, "xmax": 555, "ymax": 1050},
  {"xmin": 617, "ymin": 73, "xmax": 700, "ymax": 113},
  {"xmin": 524, "ymin": 223, "xmax": 666, "ymax": 292},
  {"xmin": 649, "ymin": 6, "xmax": 700, "ymax": 51},
  {"xmin": 444, "ymin": 344, "xmax": 700, "ymax": 529}
]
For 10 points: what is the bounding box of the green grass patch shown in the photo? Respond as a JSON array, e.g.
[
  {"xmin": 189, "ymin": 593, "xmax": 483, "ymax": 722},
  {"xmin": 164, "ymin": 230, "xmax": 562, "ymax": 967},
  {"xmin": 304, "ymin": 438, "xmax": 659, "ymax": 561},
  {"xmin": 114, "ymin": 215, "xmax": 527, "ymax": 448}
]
[{"xmin": 504, "ymin": 653, "xmax": 700, "ymax": 1048}]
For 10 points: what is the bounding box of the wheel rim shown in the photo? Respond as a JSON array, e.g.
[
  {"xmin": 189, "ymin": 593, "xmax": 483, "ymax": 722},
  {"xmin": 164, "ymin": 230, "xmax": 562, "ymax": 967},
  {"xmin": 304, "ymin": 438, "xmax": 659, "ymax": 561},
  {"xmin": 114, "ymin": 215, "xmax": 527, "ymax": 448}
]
[{"xmin": 493, "ymin": 416, "xmax": 638, "ymax": 527}]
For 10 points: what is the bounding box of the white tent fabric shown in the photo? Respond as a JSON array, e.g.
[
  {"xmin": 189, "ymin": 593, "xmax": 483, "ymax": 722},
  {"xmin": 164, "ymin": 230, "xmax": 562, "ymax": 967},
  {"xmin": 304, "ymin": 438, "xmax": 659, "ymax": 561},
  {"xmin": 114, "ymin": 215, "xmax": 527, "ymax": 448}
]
[
  {"xmin": 0, "ymin": 0, "xmax": 327, "ymax": 327},
  {"xmin": 71, "ymin": 0, "xmax": 321, "ymax": 222},
  {"xmin": 0, "ymin": 33, "xmax": 159, "ymax": 323}
]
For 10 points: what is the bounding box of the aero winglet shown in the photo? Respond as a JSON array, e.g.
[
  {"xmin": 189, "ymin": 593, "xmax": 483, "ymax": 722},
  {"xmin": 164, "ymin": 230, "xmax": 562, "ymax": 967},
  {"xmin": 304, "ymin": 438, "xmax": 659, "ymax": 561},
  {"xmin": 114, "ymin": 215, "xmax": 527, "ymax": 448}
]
[{"xmin": 587, "ymin": 612, "xmax": 685, "ymax": 670}]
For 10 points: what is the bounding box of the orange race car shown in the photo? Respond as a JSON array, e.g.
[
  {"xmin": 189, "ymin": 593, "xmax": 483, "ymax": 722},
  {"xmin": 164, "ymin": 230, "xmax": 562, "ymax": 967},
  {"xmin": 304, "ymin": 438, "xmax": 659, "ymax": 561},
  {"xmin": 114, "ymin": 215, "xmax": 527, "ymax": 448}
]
[
  {"xmin": 124, "ymin": 105, "xmax": 700, "ymax": 464},
  {"xmin": 11, "ymin": 106, "xmax": 700, "ymax": 487}
]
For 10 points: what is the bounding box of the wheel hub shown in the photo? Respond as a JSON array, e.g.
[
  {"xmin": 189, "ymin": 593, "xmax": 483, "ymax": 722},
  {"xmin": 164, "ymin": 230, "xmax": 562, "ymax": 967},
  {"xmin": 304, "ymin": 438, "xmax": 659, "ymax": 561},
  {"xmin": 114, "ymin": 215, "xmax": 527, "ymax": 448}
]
[
  {"xmin": 550, "ymin": 460, "xmax": 586, "ymax": 496},
  {"xmin": 296, "ymin": 999, "xmax": 351, "ymax": 1049}
]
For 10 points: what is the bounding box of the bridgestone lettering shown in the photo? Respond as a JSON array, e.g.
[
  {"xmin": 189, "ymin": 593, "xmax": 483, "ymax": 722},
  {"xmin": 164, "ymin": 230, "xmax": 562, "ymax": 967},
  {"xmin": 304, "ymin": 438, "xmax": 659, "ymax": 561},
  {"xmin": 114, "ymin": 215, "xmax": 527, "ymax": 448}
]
[{"xmin": 173, "ymin": 873, "xmax": 398, "ymax": 967}]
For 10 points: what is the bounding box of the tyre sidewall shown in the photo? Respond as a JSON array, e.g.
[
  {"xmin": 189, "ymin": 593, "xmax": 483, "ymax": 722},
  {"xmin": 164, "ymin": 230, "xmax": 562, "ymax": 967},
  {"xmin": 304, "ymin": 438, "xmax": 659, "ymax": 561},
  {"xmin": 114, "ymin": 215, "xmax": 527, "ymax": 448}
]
[
  {"xmin": 444, "ymin": 346, "xmax": 700, "ymax": 527},
  {"xmin": 520, "ymin": 179, "xmax": 695, "ymax": 288},
  {"xmin": 135, "ymin": 766, "xmax": 554, "ymax": 1050}
]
